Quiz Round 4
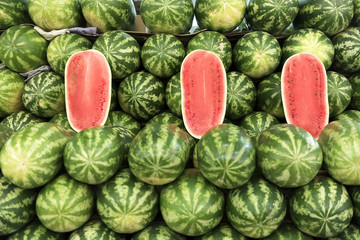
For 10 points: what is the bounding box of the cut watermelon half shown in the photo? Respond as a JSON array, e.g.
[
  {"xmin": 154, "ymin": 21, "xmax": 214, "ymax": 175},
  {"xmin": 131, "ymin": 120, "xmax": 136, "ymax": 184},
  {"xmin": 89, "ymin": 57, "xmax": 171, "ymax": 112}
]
[
  {"xmin": 181, "ymin": 50, "xmax": 227, "ymax": 139},
  {"xmin": 281, "ymin": 52, "xmax": 329, "ymax": 139},
  {"xmin": 65, "ymin": 49, "xmax": 112, "ymax": 132}
]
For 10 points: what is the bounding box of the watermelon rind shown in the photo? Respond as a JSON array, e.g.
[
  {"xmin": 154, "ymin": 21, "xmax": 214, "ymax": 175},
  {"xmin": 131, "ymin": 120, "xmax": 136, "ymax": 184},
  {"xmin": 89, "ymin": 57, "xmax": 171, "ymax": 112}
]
[
  {"xmin": 104, "ymin": 110, "xmax": 141, "ymax": 136},
  {"xmin": 327, "ymin": 71, "xmax": 352, "ymax": 117},
  {"xmin": 1, "ymin": 110, "xmax": 45, "ymax": 132},
  {"xmin": 0, "ymin": 125, "xmax": 13, "ymax": 150}
]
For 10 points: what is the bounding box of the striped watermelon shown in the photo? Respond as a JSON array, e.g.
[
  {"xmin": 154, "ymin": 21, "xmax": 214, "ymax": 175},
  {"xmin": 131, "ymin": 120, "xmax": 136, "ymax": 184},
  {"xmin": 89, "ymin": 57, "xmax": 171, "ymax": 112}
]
[
  {"xmin": 0, "ymin": 0, "xmax": 31, "ymax": 29},
  {"xmin": 36, "ymin": 174, "xmax": 95, "ymax": 233},
  {"xmin": 334, "ymin": 110, "xmax": 360, "ymax": 121},
  {"xmin": 118, "ymin": 72, "xmax": 165, "ymax": 121},
  {"xmin": 1, "ymin": 111, "xmax": 44, "ymax": 131},
  {"xmin": 225, "ymin": 71, "xmax": 256, "ymax": 120},
  {"xmin": 108, "ymin": 126, "xmax": 136, "ymax": 160},
  {"xmin": 92, "ymin": 31, "xmax": 140, "ymax": 79},
  {"xmin": 141, "ymin": 34, "xmax": 185, "ymax": 78},
  {"xmin": 246, "ymin": 0, "xmax": 299, "ymax": 35},
  {"xmin": 257, "ymin": 124, "xmax": 323, "ymax": 188},
  {"xmin": 97, "ymin": 169, "xmax": 159, "ymax": 234},
  {"xmin": 0, "ymin": 68, "xmax": 25, "ymax": 118},
  {"xmin": 318, "ymin": 120, "xmax": 360, "ymax": 185},
  {"xmin": 140, "ymin": 0, "xmax": 194, "ymax": 34},
  {"xmin": 289, "ymin": 176, "xmax": 353, "ymax": 238},
  {"xmin": 49, "ymin": 112, "xmax": 74, "ymax": 132},
  {"xmin": 104, "ymin": 110, "xmax": 141, "ymax": 136},
  {"xmin": 131, "ymin": 223, "xmax": 186, "ymax": 240},
  {"xmin": 354, "ymin": 0, "xmax": 360, "ymax": 26},
  {"xmin": 197, "ymin": 124, "xmax": 255, "ymax": 189},
  {"xmin": 0, "ymin": 122, "xmax": 71, "ymax": 189},
  {"xmin": 0, "ymin": 125, "xmax": 13, "ymax": 149},
  {"xmin": 64, "ymin": 126, "xmax": 125, "ymax": 185},
  {"xmin": 195, "ymin": 223, "xmax": 247, "ymax": 240},
  {"xmin": 349, "ymin": 73, "xmax": 360, "ymax": 109},
  {"xmin": 262, "ymin": 222, "xmax": 313, "ymax": 240},
  {"xmin": 0, "ymin": 25, "xmax": 48, "ymax": 73},
  {"xmin": 146, "ymin": 112, "xmax": 184, "ymax": 130},
  {"xmin": 160, "ymin": 168, "xmax": 225, "ymax": 236},
  {"xmin": 327, "ymin": 71, "xmax": 352, "ymax": 117},
  {"xmin": 0, "ymin": 173, "xmax": 37, "ymax": 236},
  {"xmin": 165, "ymin": 73, "xmax": 182, "ymax": 117},
  {"xmin": 233, "ymin": 31, "xmax": 281, "ymax": 79},
  {"xmin": 22, "ymin": 72, "xmax": 65, "ymax": 118},
  {"xmin": 328, "ymin": 224, "xmax": 360, "ymax": 240},
  {"xmin": 47, "ymin": 34, "xmax": 92, "ymax": 76},
  {"xmin": 226, "ymin": 177, "xmax": 286, "ymax": 238},
  {"xmin": 186, "ymin": 31, "xmax": 233, "ymax": 71},
  {"xmin": 281, "ymin": 28, "xmax": 334, "ymax": 70},
  {"xmin": 350, "ymin": 186, "xmax": 360, "ymax": 225},
  {"xmin": 81, "ymin": 0, "xmax": 136, "ymax": 33}
]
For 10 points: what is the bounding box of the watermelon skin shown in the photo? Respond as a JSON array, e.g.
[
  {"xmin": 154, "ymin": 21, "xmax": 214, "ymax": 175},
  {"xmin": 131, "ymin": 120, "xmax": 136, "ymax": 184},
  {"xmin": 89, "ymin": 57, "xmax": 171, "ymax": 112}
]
[
  {"xmin": 49, "ymin": 112, "xmax": 74, "ymax": 132},
  {"xmin": 118, "ymin": 72, "xmax": 165, "ymax": 122},
  {"xmin": 0, "ymin": 25, "xmax": 48, "ymax": 73},
  {"xmin": 0, "ymin": 0, "xmax": 31, "ymax": 29},
  {"xmin": 131, "ymin": 223, "xmax": 186, "ymax": 240},
  {"xmin": 160, "ymin": 169, "xmax": 225, "ymax": 236},
  {"xmin": 22, "ymin": 72, "xmax": 65, "ymax": 118},
  {"xmin": 195, "ymin": 223, "xmax": 247, "ymax": 240},
  {"xmin": 165, "ymin": 73, "xmax": 182, "ymax": 117},
  {"xmin": 0, "ymin": 125, "xmax": 13, "ymax": 149},
  {"xmin": 350, "ymin": 186, "xmax": 360, "ymax": 225},
  {"xmin": 327, "ymin": 71, "xmax": 352, "ymax": 117},
  {"xmin": 353, "ymin": 0, "xmax": 360, "ymax": 26},
  {"xmin": 1, "ymin": 110, "xmax": 44, "ymax": 131},
  {"xmin": 97, "ymin": 169, "xmax": 159, "ymax": 234},
  {"xmin": 262, "ymin": 222, "xmax": 313, "ymax": 240},
  {"xmin": 140, "ymin": 0, "xmax": 194, "ymax": 34},
  {"xmin": 195, "ymin": 0, "xmax": 246, "ymax": 33},
  {"xmin": 233, "ymin": 31, "xmax": 281, "ymax": 79},
  {"xmin": 0, "ymin": 122, "xmax": 71, "ymax": 189},
  {"xmin": 36, "ymin": 174, "xmax": 95, "ymax": 233},
  {"xmin": 47, "ymin": 34, "xmax": 92, "ymax": 76},
  {"xmin": 257, "ymin": 124, "xmax": 323, "ymax": 188},
  {"xmin": 318, "ymin": 120, "xmax": 360, "ymax": 185},
  {"xmin": 294, "ymin": 0, "xmax": 354, "ymax": 36},
  {"xmin": 246, "ymin": 0, "xmax": 299, "ymax": 35},
  {"xmin": 328, "ymin": 224, "xmax": 360, "ymax": 240},
  {"xmin": 334, "ymin": 110, "xmax": 360, "ymax": 121},
  {"xmin": 349, "ymin": 73, "xmax": 360, "ymax": 110},
  {"xmin": 186, "ymin": 31, "xmax": 233, "ymax": 71},
  {"xmin": 81, "ymin": 0, "xmax": 136, "ymax": 33},
  {"xmin": 0, "ymin": 68, "xmax": 25, "ymax": 118},
  {"xmin": 109, "ymin": 126, "xmax": 136, "ymax": 160},
  {"xmin": 226, "ymin": 177, "xmax": 286, "ymax": 238},
  {"xmin": 281, "ymin": 28, "xmax": 334, "ymax": 70},
  {"xmin": 104, "ymin": 110, "xmax": 141, "ymax": 136},
  {"xmin": 146, "ymin": 112, "xmax": 185, "ymax": 131},
  {"xmin": 0, "ymin": 173, "xmax": 37, "ymax": 236},
  {"xmin": 289, "ymin": 176, "xmax": 353, "ymax": 238},
  {"xmin": 141, "ymin": 34, "xmax": 185, "ymax": 79}
]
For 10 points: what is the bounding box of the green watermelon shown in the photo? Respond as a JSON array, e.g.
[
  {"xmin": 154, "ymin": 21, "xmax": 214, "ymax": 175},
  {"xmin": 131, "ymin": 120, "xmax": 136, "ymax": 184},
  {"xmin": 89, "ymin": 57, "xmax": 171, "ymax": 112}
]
[
  {"xmin": 262, "ymin": 222, "xmax": 313, "ymax": 240},
  {"xmin": 233, "ymin": 31, "xmax": 281, "ymax": 79},
  {"xmin": 0, "ymin": 122, "xmax": 71, "ymax": 189},
  {"xmin": 47, "ymin": 34, "xmax": 92, "ymax": 76},
  {"xmin": 104, "ymin": 110, "xmax": 141, "ymax": 136},
  {"xmin": 0, "ymin": 68, "xmax": 25, "ymax": 118},
  {"xmin": 22, "ymin": 72, "xmax": 65, "ymax": 118},
  {"xmin": 131, "ymin": 223, "xmax": 186, "ymax": 240},
  {"xmin": 186, "ymin": 31, "xmax": 232, "ymax": 71},
  {"xmin": 226, "ymin": 177, "xmax": 286, "ymax": 238},
  {"xmin": 165, "ymin": 73, "xmax": 182, "ymax": 117},
  {"xmin": 92, "ymin": 31, "xmax": 140, "ymax": 79},
  {"xmin": 81, "ymin": 0, "xmax": 136, "ymax": 33},
  {"xmin": 289, "ymin": 176, "xmax": 353, "ymax": 238},
  {"xmin": 327, "ymin": 71, "xmax": 352, "ymax": 117},
  {"xmin": 97, "ymin": 169, "xmax": 159, "ymax": 234},
  {"xmin": 349, "ymin": 72, "xmax": 360, "ymax": 109},
  {"xmin": 353, "ymin": 0, "xmax": 360, "ymax": 26},
  {"xmin": 160, "ymin": 168, "xmax": 225, "ymax": 236},
  {"xmin": 328, "ymin": 224, "xmax": 360, "ymax": 240},
  {"xmin": 0, "ymin": 0, "xmax": 31, "ymax": 29},
  {"xmin": 195, "ymin": 223, "xmax": 247, "ymax": 240},
  {"xmin": 1, "ymin": 110, "xmax": 44, "ymax": 131},
  {"xmin": 333, "ymin": 110, "xmax": 360, "ymax": 121},
  {"xmin": 0, "ymin": 25, "xmax": 48, "ymax": 73},
  {"xmin": 118, "ymin": 71, "xmax": 165, "ymax": 121},
  {"xmin": 108, "ymin": 126, "xmax": 136, "ymax": 160},
  {"xmin": 140, "ymin": 0, "xmax": 194, "ymax": 34},
  {"xmin": 36, "ymin": 174, "xmax": 95, "ymax": 233},
  {"xmin": 110, "ymin": 82, "xmax": 119, "ymax": 111},
  {"xmin": 146, "ymin": 112, "xmax": 185, "ymax": 130},
  {"xmin": 350, "ymin": 186, "xmax": 360, "ymax": 225},
  {"xmin": 141, "ymin": 34, "xmax": 185, "ymax": 78},
  {"xmin": 0, "ymin": 125, "xmax": 13, "ymax": 149},
  {"xmin": 195, "ymin": 0, "xmax": 246, "ymax": 33},
  {"xmin": 49, "ymin": 111, "xmax": 73, "ymax": 132}
]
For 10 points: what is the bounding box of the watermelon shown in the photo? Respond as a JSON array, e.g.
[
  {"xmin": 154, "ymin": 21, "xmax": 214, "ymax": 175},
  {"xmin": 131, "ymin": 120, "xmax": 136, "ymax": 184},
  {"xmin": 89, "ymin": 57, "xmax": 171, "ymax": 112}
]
[
  {"xmin": 349, "ymin": 73, "xmax": 360, "ymax": 110},
  {"xmin": 333, "ymin": 110, "xmax": 360, "ymax": 121},
  {"xmin": 146, "ymin": 112, "xmax": 185, "ymax": 130},
  {"xmin": 353, "ymin": 0, "xmax": 360, "ymax": 26},
  {"xmin": 318, "ymin": 120, "xmax": 360, "ymax": 185},
  {"xmin": 49, "ymin": 111, "xmax": 74, "ymax": 132},
  {"xmin": 36, "ymin": 174, "xmax": 95, "ymax": 233},
  {"xmin": 108, "ymin": 126, "xmax": 136, "ymax": 160},
  {"xmin": 0, "ymin": 68, "xmax": 25, "ymax": 118},
  {"xmin": 1, "ymin": 110, "xmax": 44, "ymax": 131},
  {"xmin": 0, "ymin": 122, "xmax": 71, "ymax": 189},
  {"xmin": 160, "ymin": 168, "xmax": 225, "ymax": 236},
  {"xmin": 65, "ymin": 49, "xmax": 112, "ymax": 132},
  {"xmin": 262, "ymin": 222, "xmax": 313, "ymax": 240},
  {"xmin": 92, "ymin": 31, "xmax": 140, "ymax": 79},
  {"xmin": 327, "ymin": 71, "xmax": 352, "ymax": 117},
  {"xmin": 97, "ymin": 169, "xmax": 159, "ymax": 234},
  {"xmin": 233, "ymin": 31, "xmax": 281, "ymax": 79},
  {"xmin": 165, "ymin": 73, "xmax": 182, "ymax": 117},
  {"xmin": 140, "ymin": 0, "xmax": 194, "ymax": 34},
  {"xmin": 0, "ymin": 0, "xmax": 31, "ymax": 29},
  {"xmin": 281, "ymin": 52, "xmax": 329, "ymax": 139},
  {"xmin": 131, "ymin": 223, "xmax": 186, "ymax": 240},
  {"xmin": 226, "ymin": 177, "xmax": 286, "ymax": 238},
  {"xmin": 0, "ymin": 173, "xmax": 37, "ymax": 236},
  {"xmin": 0, "ymin": 25, "xmax": 48, "ymax": 73},
  {"xmin": 141, "ymin": 33, "xmax": 185, "ymax": 78},
  {"xmin": 104, "ymin": 110, "xmax": 141, "ymax": 136},
  {"xmin": 47, "ymin": 34, "xmax": 92, "ymax": 76},
  {"xmin": 289, "ymin": 176, "xmax": 353, "ymax": 238},
  {"xmin": 350, "ymin": 186, "xmax": 360, "ymax": 225},
  {"xmin": 186, "ymin": 31, "xmax": 232, "ymax": 71},
  {"xmin": 109, "ymin": 83, "xmax": 119, "ymax": 111},
  {"xmin": 22, "ymin": 72, "xmax": 65, "ymax": 118},
  {"xmin": 195, "ymin": 223, "xmax": 247, "ymax": 240},
  {"xmin": 181, "ymin": 50, "xmax": 227, "ymax": 139},
  {"xmin": 118, "ymin": 71, "xmax": 165, "ymax": 122},
  {"xmin": 294, "ymin": 0, "xmax": 354, "ymax": 36},
  {"xmin": 195, "ymin": 0, "xmax": 246, "ymax": 33},
  {"xmin": 81, "ymin": 0, "xmax": 136, "ymax": 33},
  {"xmin": 328, "ymin": 224, "xmax": 360, "ymax": 240},
  {"xmin": 257, "ymin": 124, "xmax": 323, "ymax": 188},
  {"xmin": 246, "ymin": 0, "xmax": 299, "ymax": 35},
  {"xmin": 0, "ymin": 125, "xmax": 13, "ymax": 149},
  {"xmin": 281, "ymin": 28, "xmax": 334, "ymax": 70}
]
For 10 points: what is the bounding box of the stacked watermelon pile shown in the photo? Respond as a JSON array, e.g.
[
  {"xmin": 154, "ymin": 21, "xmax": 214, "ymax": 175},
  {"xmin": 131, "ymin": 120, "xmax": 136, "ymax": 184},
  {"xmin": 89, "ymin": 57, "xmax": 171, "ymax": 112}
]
[{"xmin": 2, "ymin": 0, "xmax": 360, "ymax": 239}]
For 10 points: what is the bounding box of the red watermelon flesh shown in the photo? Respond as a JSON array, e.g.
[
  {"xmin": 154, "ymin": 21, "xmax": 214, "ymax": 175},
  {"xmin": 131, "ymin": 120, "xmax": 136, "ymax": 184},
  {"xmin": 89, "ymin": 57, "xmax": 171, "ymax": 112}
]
[
  {"xmin": 281, "ymin": 52, "xmax": 329, "ymax": 139},
  {"xmin": 181, "ymin": 50, "xmax": 227, "ymax": 139},
  {"xmin": 65, "ymin": 50, "xmax": 111, "ymax": 132}
]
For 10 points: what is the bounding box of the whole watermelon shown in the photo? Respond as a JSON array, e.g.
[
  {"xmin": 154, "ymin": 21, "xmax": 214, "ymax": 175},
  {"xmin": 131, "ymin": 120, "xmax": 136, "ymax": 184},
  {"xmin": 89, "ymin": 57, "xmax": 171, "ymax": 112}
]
[
  {"xmin": 0, "ymin": 0, "xmax": 32, "ymax": 29},
  {"xmin": 327, "ymin": 71, "xmax": 352, "ymax": 117}
]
